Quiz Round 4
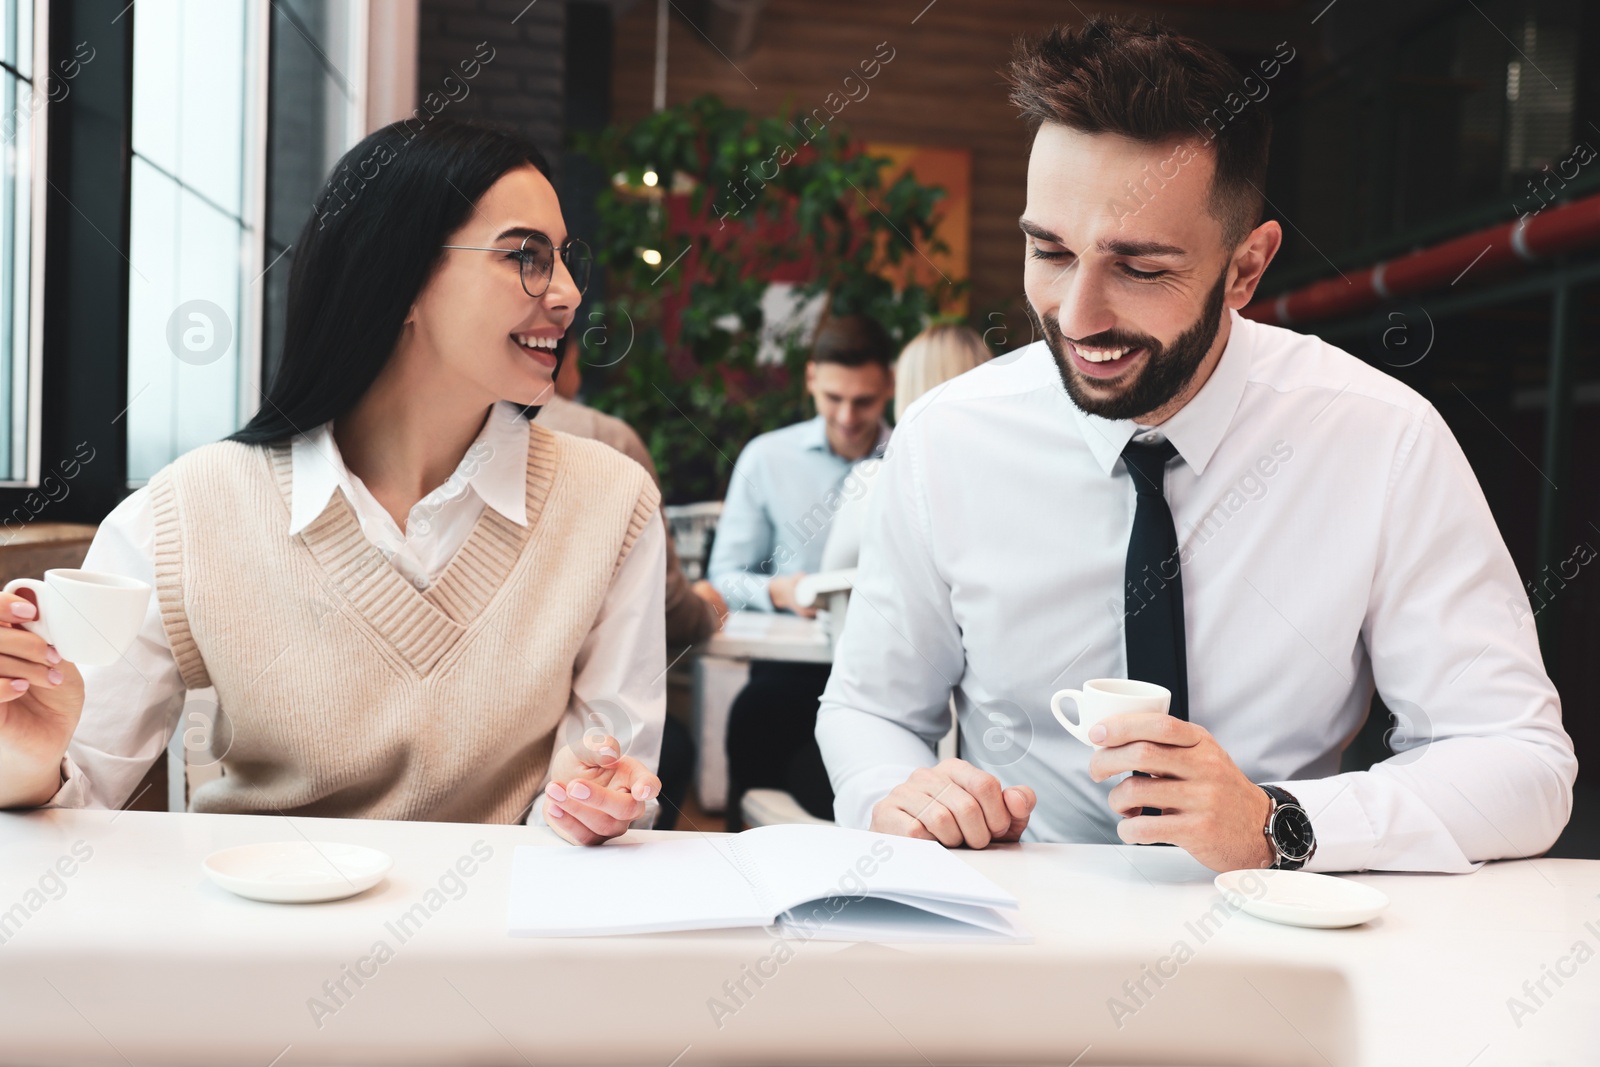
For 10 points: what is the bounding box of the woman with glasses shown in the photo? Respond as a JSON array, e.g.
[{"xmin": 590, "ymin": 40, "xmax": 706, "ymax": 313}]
[{"xmin": 0, "ymin": 120, "xmax": 661, "ymax": 845}]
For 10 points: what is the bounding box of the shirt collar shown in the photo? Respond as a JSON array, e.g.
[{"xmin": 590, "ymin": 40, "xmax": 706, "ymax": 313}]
[
  {"xmin": 459, "ymin": 401, "xmax": 532, "ymax": 525},
  {"xmin": 288, "ymin": 426, "xmax": 345, "ymax": 536},
  {"xmin": 288, "ymin": 401, "xmax": 531, "ymax": 536},
  {"xmin": 1068, "ymin": 307, "xmax": 1254, "ymax": 478},
  {"xmin": 801, "ymin": 414, "xmax": 892, "ymax": 460}
]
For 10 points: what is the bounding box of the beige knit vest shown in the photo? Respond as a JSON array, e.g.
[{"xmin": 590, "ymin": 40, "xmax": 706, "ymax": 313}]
[{"xmin": 146, "ymin": 422, "xmax": 660, "ymax": 823}]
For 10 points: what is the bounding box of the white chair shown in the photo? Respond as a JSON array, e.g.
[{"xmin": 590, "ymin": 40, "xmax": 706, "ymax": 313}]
[
  {"xmin": 662, "ymin": 500, "xmax": 723, "ymax": 582},
  {"xmin": 166, "ymin": 687, "xmax": 225, "ymax": 811}
]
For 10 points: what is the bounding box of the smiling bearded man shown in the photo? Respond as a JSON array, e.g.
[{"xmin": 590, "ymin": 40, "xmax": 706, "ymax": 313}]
[{"xmin": 812, "ymin": 16, "xmax": 1574, "ymax": 876}]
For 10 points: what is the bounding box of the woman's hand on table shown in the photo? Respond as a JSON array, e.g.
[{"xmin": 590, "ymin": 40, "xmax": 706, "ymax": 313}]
[
  {"xmin": 543, "ymin": 732, "xmax": 661, "ymax": 846},
  {"xmin": 0, "ymin": 590, "xmax": 86, "ymax": 808}
]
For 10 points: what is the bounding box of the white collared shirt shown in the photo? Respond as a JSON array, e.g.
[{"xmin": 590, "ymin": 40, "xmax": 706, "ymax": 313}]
[
  {"xmin": 288, "ymin": 400, "xmax": 531, "ymax": 591},
  {"xmin": 816, "ymin": 310, "xmax": 1576, "ymax": 873},
  {"xmin": 51, "ymin": 401, "xmax": 666, "ymax": 822}
]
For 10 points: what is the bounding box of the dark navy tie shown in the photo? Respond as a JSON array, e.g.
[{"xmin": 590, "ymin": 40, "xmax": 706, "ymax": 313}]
[
  {"xmin": 1122, "ymin": 437, "xmax": 1190, "ymax": 817},
  {"xmin": 1126, "ymin": 435, "xmax": 1190, "ymax": 726}
]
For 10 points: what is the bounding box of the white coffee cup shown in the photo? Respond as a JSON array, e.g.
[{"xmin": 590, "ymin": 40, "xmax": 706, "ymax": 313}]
[
  {"xmin": 1050, "ymin": 678, "xmax": 1171, "ymax": 747},
  {"xmin": 2, "ymin": 569, "xmax": 152, "ymax": 667}
]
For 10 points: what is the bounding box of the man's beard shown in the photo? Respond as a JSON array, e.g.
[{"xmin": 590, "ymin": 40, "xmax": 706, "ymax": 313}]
[{"xmin": 1027, "ymin": 268, "xmax": 1229, "ymax": 422}]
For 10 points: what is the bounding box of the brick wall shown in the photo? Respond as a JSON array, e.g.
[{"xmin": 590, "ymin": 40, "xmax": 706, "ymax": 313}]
[{"xmin": 416, "ymin": 0, "xmax": 567, "ymax": 173}]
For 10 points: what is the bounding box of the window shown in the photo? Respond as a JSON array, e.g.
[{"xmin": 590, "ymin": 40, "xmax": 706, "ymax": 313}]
[
  {"xmin": 125, "ymin": 0, "xmax": 266, "ymax": 485},
  {"xmin": 123, "ymin": 0, "xmax": 371, "ymax": 484},
  {"xmin": 263, "ymin": 0, "xmax": 368, "ymax": 384},
  {"xmin": 1501, "ymin": 8, "xmax": 1581, "ymax": 178},
  {"xmin": 0, "ymin": 0, "xmax": 41, "ymax": 485}
]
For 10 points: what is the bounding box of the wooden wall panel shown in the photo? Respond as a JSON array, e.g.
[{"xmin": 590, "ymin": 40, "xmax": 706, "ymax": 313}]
[{"xmin": 612, "ymin": 0, "xmax": 1307, "ymax": 330}]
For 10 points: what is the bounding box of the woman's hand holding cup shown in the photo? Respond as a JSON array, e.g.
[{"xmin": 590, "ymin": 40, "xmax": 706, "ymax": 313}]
[
  {"xmin": 0, "ymin": 590, "xmax": 87, "ymax": 808},
  {"xmin": 0, "ymin": 569, "xmax": 147, "ymax": 808}
]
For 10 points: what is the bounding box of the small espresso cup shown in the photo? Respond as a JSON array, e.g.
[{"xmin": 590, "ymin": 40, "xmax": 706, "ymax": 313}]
[
  {"xmin": 2, "ymin": 569, "xmax": 152, "ymax": 667},
  {"xmin": 1050, "ymin": 678, "xmax": 1171, "ymax": 747}
]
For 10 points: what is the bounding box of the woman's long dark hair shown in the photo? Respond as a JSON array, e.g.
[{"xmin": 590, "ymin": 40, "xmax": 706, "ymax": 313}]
[{"xmin": 230, "ymin": 119, "xmax": 553, "ymax": 445}]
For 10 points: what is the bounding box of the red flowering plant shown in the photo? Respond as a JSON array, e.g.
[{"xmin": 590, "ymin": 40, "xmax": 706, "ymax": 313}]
[{"xmin": 573, "ymin": 94, "xmax": 960, "ymax": 502}]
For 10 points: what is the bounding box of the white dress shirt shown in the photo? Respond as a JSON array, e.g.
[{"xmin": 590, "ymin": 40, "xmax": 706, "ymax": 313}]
[
  {"xmin": 51, "ymin": 400, "xmax": 666, "ymax": 825},
  {"xmin": 818, "ymin": 458, "xmax": 884, "ymax": 573},
  {"xmin": 816, "ymin": 309, "xmax": 1576, "ymax": 873}
]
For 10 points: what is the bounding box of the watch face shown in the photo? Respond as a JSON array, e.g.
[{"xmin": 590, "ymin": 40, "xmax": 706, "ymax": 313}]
[{"xmin": 1272, "ymin": 805, "xmax": 1315, "ymax": 860}]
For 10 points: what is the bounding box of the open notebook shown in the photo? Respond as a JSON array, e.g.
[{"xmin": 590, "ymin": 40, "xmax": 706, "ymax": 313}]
[{"xmin": 508, "ymin": 824, "xmax": 1028, "ymax": 941}]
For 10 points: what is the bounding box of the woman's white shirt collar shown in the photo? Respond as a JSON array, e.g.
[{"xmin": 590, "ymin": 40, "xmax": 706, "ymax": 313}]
[{"xmin": 288, "ymin": 400, "xmax": 532, "ymax": 536}]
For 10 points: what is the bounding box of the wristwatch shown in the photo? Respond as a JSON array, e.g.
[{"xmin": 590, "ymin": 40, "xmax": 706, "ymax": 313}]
[{"xmin": 1260, "ymin": 785, "xmax": 1315, "ymax": 870}]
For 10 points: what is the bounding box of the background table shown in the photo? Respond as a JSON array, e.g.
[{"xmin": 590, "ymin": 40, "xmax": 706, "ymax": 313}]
[
  {"xmin": 701, "ymin": 610, "xmax": 834, "ymax": 664},
  {"xmin": 1, "ymin": 808, "xmax": 1596, "ymax": 1066},
  {"xmin": 691, "ymin": 612, "xmax": 833, "ymax": 812}
]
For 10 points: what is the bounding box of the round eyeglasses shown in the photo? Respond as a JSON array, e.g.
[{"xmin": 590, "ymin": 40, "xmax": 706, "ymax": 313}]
[{"xmin": 440, "ymin": 231, "xmax": 593, "ymax": 299}]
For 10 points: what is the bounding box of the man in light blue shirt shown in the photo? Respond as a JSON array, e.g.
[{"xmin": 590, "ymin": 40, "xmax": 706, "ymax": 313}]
[
  {"xmin": 708, "ymin": 317, "xmax": 894, "ymax": 615},
  {"xmin": 710, "ymin": 314, "xmax": 895, "ymax": 829}
]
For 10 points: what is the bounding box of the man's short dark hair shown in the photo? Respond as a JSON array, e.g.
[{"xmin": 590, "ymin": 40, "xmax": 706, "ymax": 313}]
[
  {"xmin": 810, "ymin": 314, "xmax": 894, "ymax": 370},
  {"xmin": 1004, "ymin": 17, "xmax": 1272, "ymax": 247}
]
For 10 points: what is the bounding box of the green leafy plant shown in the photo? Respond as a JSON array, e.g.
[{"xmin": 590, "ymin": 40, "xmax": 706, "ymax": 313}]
[{"xmin": 572, "ymin": 94, "xmax": 963, "ymax": 503}]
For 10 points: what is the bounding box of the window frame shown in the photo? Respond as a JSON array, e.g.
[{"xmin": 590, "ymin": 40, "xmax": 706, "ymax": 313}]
[
  {"xmin": 237, "ymin": 0, "xmax": 270, "ymax": 436},
  {"xmin": 0, "ymin": 0, "xmax": 386, "ymax": 531},
  {"xmin": 122, "ymin": 0, "xmax": 269, "ymax": 489},
  {"xmin": 0, "ymin": 0, "xmax": 51, "ymax": 492},
  {"xmin": 0, "ymin": 0, "xmax": 132, "ymax": 530}
]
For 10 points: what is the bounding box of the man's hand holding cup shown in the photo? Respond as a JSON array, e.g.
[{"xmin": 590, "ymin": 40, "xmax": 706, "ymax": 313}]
[{"xmin": 1055, "ymin": 678, "xmax": 1275, "ymax": 871}]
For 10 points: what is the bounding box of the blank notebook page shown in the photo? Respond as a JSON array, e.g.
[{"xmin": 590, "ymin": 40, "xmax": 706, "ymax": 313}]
[
  {"xmin": 508, "ymin": 834, "xmax": 772, "ymax": 936},
  {"xmin": 507, "ymin": 825, "xmax": 1022, "ymax": 937}
]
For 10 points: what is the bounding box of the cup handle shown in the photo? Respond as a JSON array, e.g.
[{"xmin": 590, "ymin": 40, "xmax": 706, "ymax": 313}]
[
  {"xmin": 1050, "ymin": 689, "xmax": 1095, "ymax": 746},
  {"xmin": 1, "ymin": 578, "xmax": 51, "ymax": 644}
]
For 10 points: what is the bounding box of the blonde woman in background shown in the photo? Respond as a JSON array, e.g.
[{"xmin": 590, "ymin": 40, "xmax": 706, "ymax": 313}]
[
  {"xmin": 819, "ymin": 323, "xmax": 993, "ymax": 574},
  {"xmin": 892, "ymin": 323, "xmax": 995, "ymax": 424}
]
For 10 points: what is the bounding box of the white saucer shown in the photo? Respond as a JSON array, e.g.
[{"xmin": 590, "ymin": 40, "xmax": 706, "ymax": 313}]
[
  {"xmin": 203, "ymin": 841, "xmax": 393, "ymax": 903},
  {"xmin": 1214, "ymin": 869, "xmax": 1388, "ymax": 928}
]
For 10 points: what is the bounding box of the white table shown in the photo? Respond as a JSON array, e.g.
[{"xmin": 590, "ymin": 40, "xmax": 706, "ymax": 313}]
[
  {"xmin": 692, "ymin": 612, "xmax": 833, "ymax": 811},
  {"xmin": 702, "ymin": 610, "xmax": 834, "ymax": 664},
  {"xmin": 2, "ymin": 808, "xmax": 1595, "ymax": 1066}
]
